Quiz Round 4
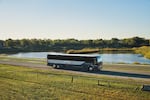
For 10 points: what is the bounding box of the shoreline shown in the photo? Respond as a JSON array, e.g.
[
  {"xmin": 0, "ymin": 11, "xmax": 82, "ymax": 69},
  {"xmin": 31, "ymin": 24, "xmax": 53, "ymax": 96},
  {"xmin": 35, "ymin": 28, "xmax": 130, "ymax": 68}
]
[{"xmin": 66, "ymin": 48, "xmax": 133, "ymax": 54}]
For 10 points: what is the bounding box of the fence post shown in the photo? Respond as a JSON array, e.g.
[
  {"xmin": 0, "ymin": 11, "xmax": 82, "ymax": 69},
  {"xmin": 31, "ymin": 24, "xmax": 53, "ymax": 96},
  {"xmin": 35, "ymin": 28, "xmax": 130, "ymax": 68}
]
[
  {"xmin": 98, "ymin": 80, "xmax": 100, "ymax": 86},
  {"xmin": 14, "ymin": 72, "xmax": 16, "ymax": 80},
  {"xmin": 37, "ymin": 72, "xmax": 38, "ymax": 81},
  {"xmin": 71, "ymin": 76, "xmax": 73, "ymax": 83},
  {"xmin": 108, "ymin": 81, "xmax": 110, "ymax": 87}
]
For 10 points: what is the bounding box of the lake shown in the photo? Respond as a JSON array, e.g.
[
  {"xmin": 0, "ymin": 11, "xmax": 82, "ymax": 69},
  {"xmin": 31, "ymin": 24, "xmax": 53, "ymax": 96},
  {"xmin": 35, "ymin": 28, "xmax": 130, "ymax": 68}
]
[{"xmin": 9, "ymin": 52, "xmax": 150, "ymax": 64}]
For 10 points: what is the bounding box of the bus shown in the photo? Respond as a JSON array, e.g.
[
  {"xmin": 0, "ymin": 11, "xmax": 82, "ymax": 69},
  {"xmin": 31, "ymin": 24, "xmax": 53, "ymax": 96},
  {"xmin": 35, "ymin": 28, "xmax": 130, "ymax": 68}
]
[{"xmin": 47, "ymin": 53, "xmax": 102, "ymax": 71}]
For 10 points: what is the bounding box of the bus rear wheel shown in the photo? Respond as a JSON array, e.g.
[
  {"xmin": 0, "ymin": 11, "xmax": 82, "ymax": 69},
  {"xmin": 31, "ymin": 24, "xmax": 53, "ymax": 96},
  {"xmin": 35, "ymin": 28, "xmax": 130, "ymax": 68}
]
[
  {"xmin": 52, "ymin": 64, "xmax": 56, "ymax": 68},
  {"xmin": 53, "ymin": 64, "xmax": 60, "ymax": 69}
]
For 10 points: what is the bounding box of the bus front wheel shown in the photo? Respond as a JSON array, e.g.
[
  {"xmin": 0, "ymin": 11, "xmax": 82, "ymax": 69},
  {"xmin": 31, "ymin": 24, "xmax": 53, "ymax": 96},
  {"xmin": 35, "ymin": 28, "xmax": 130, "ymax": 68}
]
[
  {"xmin": 56, "ymin": 65, "xmax": 60, "ymax": 69},
  {"xmin": 88, "ymin": 66, "xmax": 93, "ymax": 71}
]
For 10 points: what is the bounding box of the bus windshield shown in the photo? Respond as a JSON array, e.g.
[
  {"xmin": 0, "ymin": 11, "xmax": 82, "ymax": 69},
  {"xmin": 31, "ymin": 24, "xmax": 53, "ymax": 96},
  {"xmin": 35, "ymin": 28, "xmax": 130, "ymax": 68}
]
[{"xmin": 97, "ymin": 56, "xmax": 102, "ymax": 63}]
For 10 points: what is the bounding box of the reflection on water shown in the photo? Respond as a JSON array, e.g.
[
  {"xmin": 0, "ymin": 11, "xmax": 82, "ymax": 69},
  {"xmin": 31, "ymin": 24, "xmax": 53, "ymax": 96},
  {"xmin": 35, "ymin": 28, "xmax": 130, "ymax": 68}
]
[
  {"xmin": 9, "ymin": 52, "xmax": 150, "ymax": 64},
  {"xmin": 101, "ymin": 54, "xmax": 150, "ymax": 64}
]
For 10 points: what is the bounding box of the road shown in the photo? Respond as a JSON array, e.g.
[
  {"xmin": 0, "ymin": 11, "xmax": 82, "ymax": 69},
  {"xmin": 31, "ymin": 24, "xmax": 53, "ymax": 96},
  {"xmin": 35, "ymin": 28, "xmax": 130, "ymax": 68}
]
[{"xmin": 0, "ymin": 60, "xmax": 150, "ymax": 80}]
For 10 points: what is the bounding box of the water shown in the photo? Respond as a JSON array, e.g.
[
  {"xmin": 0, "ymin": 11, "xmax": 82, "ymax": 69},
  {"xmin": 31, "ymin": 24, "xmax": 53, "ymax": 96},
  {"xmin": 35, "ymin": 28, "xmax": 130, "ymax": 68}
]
[
  {"xmin": 9, "ymin": 52, "xmax": 150, "ymax": 64},
  {"xmin": 101, "ymin": 54, "xmax": 150, "ymax": 64}
]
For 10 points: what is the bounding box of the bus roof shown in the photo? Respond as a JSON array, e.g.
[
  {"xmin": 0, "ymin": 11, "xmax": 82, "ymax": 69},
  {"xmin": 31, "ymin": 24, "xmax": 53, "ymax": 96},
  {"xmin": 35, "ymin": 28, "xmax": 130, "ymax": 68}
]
[{"xmin": 47, "ymin": 52, "xmax": 100, "ymax": 58}]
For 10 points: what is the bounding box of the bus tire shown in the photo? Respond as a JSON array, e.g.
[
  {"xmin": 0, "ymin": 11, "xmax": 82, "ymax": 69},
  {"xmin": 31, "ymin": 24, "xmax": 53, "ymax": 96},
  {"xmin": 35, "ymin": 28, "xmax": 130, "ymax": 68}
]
[
  {"xmin": 98, "ymin": 65, "xmax": 102, "ymax": 71},
  {"xmin": 52, "ymin": 64, "xmax": 56, "ymax": 68},
  {"xmin": 88, "ymin": 66, "xmax": 93, "ymax": 71},
  {"xmin": 56, "ymin": 65, "xmax": 60, "ymax": 69}
]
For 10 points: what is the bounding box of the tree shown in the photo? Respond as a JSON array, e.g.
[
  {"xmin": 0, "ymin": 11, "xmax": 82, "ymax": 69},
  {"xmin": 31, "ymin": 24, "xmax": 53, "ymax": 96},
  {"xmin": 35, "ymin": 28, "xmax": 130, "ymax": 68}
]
[
  {"xmin": 110, "ymin": 38, "xmax": 120, "ymax": 48},
  {"xmin": 0, "ymin": 40, "xmax": 4, "ymax": 48}
]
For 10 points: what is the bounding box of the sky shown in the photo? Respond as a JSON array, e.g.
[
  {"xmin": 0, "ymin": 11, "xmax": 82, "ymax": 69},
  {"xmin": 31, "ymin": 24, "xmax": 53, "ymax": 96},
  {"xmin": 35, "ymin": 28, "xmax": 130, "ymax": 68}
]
[{"xmin": 0, "ymin": 0, "xmax": 150, "ymax": 40}]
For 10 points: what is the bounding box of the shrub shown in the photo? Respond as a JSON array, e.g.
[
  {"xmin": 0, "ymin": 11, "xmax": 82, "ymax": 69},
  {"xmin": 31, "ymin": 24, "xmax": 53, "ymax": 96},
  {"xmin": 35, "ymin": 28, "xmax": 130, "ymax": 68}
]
[
  {"xmin": 133, "ymin": 62, "xmax": 141, "ymax": 64},
  {"xmin": 134, "ymin": 46, "xmax": 150, "ymax": 59}
]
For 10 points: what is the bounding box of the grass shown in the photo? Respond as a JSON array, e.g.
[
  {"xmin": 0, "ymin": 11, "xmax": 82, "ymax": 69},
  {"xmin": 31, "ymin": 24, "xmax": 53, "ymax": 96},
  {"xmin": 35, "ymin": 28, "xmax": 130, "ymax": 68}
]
[
  {"xmin": 66, "ymin": 48, "xmax": 133, "ymax": 54},
  {"xmin": 0, "ymin": 55, "xmax": 46, "ymax": 64},
  {"xmin": 66, "ymin": 48, "xmax": 100, "ymax": 54},
  {"xmin": 0, "ymin": 64, "xmax": 150, "ymax": 100},
  {"xmin": 103, "ymin": 64, "xmax": 150, "ymax": 74}
]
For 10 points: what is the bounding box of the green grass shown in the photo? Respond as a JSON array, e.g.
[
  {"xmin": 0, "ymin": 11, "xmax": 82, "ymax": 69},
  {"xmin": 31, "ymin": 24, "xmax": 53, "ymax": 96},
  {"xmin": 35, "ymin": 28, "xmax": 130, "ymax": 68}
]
[
  {"xmin": 103, "ymin": 64, "xmax": 150, "ymax": 74},
  {"xmin": 0, "ymin": 55, "xmax": 46, "ymax": 64},
  {"xmin": 0, "ymin": 64, "xmax": 150, "ymax": 100}
]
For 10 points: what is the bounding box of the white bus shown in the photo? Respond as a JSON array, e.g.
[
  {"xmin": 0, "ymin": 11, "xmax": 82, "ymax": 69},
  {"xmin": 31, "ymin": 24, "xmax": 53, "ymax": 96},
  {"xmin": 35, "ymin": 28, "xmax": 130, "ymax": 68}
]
[{"xmin": 47, "ymin": 53, "xmax": 102, "ymax": 71}]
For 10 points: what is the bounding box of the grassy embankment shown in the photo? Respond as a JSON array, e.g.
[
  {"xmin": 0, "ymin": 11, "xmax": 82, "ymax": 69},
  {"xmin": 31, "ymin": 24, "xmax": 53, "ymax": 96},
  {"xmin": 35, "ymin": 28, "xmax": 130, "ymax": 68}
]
[
  {"xmin": 66, "ymin": 48, "xmax": 133, "ymax": 54},
  {"xmin": 0, "ymin": 55, "xmax": 46, "ymax": 64},
  {"xmin": 0, "ymin": 64, "xmax": 150, "ymax": 100},
  {"xmin": 133, "ymin": 46, "xmax": 150, "ymax": 59}
]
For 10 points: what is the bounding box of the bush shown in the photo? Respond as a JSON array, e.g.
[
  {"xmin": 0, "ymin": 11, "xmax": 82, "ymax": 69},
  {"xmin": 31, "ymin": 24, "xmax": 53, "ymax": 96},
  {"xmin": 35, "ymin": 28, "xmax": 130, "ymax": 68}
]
[
  {"xmin": 145, "ymin": 52, "xmax": 150, "ymax": 59},
  {"xmin": 66, "ymin": 48, "xmax": 99, "ymax": 54},
  {"xmin": 133, "ymin": 62, "xmax": 141, "ymax": 64},
  {"xmin": 134, "ymin": 46, "xmax": 150, "ymax": 59}
]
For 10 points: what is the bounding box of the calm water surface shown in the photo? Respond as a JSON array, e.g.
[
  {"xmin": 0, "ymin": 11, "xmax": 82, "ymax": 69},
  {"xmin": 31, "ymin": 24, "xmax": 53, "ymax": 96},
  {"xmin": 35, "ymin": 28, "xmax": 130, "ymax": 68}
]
[{"xmin": 9, "ymin": 52, "xmax": 150, "ymax": 64}]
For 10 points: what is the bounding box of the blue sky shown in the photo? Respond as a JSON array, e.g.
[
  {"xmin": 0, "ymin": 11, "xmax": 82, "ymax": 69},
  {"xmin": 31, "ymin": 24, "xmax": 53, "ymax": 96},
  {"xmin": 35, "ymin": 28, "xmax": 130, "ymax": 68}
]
[{"xmin": 0, "ymin": 0, "xmax": 150, "ymax": 40}]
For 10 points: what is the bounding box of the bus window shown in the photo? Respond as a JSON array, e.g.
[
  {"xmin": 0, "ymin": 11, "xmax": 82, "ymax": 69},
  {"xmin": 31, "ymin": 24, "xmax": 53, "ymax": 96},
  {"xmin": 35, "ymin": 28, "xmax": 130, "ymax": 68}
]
[{"xmin": 97, "ymin": 56, "xmax": 102, "ymax": 63}]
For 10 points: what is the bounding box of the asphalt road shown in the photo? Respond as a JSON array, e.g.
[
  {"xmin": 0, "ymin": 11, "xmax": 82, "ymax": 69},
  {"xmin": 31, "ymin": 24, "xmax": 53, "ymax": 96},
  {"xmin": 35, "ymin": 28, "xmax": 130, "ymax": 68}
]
[{"xmin": 0, "ymin": 60, "xmax": 150, "ymax": 80}]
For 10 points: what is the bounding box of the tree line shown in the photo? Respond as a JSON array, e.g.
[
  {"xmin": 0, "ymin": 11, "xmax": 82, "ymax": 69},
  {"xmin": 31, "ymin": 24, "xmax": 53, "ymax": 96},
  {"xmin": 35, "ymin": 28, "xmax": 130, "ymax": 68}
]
[{"xmin": 0, "ymin": 37, "xmax": 150, "ymax": 53}]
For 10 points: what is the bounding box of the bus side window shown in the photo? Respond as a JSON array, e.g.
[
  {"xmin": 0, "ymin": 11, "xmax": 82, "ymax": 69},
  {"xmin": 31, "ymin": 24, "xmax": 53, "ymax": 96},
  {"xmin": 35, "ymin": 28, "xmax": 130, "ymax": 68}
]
[{"xmin": 94, "ymin": 59, "xmax": 97, "ymax": 64}]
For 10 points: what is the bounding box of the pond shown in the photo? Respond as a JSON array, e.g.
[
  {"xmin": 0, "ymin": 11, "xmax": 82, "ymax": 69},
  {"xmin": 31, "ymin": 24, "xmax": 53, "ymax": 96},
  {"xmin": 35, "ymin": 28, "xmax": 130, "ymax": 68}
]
[{"xmin": 9, "ymin": 52, "xmax": 150, "ymax": 64}]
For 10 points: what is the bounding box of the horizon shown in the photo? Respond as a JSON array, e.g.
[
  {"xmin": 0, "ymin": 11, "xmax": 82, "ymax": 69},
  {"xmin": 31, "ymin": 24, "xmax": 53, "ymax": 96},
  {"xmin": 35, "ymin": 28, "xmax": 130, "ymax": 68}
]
[
  {"xmin": 0, "ymin": 0, "xmax": 150, "ymax": 40},
  {"xmin": 0, "ymin": 36, "xmax": 149, "ymax": 41}
]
